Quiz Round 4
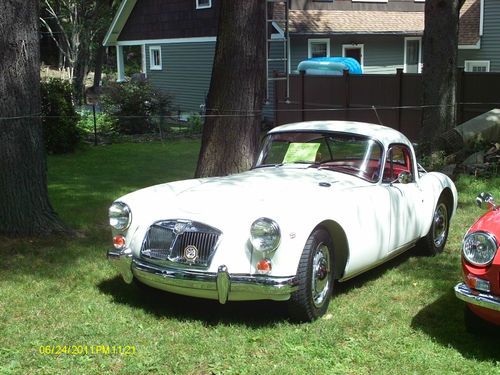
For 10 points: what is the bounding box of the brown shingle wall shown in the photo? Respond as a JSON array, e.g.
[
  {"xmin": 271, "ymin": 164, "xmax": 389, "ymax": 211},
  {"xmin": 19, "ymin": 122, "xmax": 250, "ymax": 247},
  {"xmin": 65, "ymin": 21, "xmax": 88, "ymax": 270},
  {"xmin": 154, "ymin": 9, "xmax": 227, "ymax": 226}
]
[{"xmin": 118, "ymin": 0, "xmax": 219, "ymax": 41}]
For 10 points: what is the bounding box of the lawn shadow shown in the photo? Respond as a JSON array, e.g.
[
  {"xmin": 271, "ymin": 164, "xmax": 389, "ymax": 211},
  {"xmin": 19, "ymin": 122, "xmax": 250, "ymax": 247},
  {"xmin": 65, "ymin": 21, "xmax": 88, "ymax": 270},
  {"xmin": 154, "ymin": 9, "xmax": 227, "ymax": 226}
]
[
  {"xmin": 98, "ymin": 276, "xmax": 289, "ymax": 328},
  {"xmin": 411, "ymin": 290, "xmax": 500, "ymax": 361},
  {"xmin": 99, "ymin": 248, "xmax": 419, "ymax": 327},
  {"xmin": 335, "ymin": 248, "xmax": 415, "ymax": 294}
]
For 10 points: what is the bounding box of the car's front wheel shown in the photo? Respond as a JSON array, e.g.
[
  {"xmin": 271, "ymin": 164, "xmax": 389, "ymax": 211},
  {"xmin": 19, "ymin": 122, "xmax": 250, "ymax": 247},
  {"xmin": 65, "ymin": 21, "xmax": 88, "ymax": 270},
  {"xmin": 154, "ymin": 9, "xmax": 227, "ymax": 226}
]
[
  {"xmin": 288, "ymin": 228, "xmax": 334, "ymax": 322},
  {"xmin": 418, "ymin": 196, "xmax": 450, "ymax": 256}
]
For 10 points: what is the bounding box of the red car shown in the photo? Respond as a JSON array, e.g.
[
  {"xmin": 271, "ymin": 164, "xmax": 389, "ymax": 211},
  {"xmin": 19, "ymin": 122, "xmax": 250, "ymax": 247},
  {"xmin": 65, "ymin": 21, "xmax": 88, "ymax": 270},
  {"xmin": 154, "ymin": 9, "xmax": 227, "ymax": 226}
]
[{"xmin": 455, "ymin": 192, "xmax": 500, "ymax": 328}]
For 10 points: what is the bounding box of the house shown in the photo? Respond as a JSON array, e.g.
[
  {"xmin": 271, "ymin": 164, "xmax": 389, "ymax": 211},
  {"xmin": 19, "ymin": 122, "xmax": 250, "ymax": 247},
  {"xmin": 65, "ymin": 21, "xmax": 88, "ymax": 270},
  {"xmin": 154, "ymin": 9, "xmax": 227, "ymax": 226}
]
[{"xmin": 103, "ymin": 0, "xmax": 499, "ymax": 117}]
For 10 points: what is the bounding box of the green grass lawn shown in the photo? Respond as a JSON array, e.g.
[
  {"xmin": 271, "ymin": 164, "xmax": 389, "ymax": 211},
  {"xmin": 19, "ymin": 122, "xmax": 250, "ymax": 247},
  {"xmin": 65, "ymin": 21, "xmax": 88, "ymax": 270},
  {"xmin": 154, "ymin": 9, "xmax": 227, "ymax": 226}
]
[{"xmin": 0, "ymin": 140, "xmax": 499, "ymax": 374}]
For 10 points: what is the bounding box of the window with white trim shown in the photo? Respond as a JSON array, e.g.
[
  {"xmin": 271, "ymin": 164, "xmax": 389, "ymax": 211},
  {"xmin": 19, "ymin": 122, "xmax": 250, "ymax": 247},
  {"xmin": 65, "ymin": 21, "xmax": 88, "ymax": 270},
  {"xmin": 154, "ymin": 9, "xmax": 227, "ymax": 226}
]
[
  {"xmin": 308, "ymin": 39, "xmax": 330, "ymax": 58},
  {"xmin": 404, "ymin": 37, "xmax": 421, "ymax": 73},
  {"xmin": 465, "ymin": 60, "xmax": 490, "ymax": 72},
  {"xmin": 196, "ymin": 0, "xmax": 211, "ymax": 9},
  {"xmin": 149, "ymin": 46, "xmax": 162, "ymax": 70}
]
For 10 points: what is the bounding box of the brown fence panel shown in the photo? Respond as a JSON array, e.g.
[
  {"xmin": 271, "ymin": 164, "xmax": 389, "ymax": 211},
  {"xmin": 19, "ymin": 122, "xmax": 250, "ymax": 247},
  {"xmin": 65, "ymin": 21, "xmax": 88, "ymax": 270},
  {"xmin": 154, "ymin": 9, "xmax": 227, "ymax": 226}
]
[
  {"xmin": 460, "ymin": 72, "xmax": 500, "ymax": 123},
  {"xmin": 399, "ymin": 73, "xmax": 423, "ymax": 141},
  {"xmin": 275, "ymin": 70, "xmax": 500, "ymax": 142},
  {"xmin": 303, "ymin": 75, "xmax": 345, "ymax": 122}
]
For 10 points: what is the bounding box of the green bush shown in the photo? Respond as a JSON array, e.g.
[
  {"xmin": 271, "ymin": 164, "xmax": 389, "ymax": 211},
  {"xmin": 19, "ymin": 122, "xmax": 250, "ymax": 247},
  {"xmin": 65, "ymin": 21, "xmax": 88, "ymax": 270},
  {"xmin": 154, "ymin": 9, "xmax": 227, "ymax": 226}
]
[
  {"xmin": 187, "ymin": 113, "xmax": 203, "ymax": 134},
  {"xmin": 41, "ymin": 78, "xmax": 80, "ymax": 153},
  {"xmin": 77, "ymin": 110, "xmax": 117, "ymax": 135},
  {"xmin": 100, "ymin": 79, "xmax": 173, "ymax": 134}
]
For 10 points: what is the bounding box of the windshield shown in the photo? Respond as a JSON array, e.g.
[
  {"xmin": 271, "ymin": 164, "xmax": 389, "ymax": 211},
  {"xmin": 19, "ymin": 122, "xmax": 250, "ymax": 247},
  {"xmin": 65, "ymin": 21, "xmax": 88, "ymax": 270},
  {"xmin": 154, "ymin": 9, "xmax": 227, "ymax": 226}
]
[{"xmin": 255, "ymin": 131, "xmax": 383, "ymax": 183}]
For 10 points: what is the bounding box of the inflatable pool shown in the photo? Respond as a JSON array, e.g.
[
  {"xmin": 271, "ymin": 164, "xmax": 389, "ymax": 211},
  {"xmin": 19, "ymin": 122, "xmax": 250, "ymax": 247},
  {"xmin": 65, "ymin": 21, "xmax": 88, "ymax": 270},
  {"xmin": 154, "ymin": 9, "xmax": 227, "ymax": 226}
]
[{"xmin": 297, "ymin": 57, "xmax": 362, "ymax": 75}]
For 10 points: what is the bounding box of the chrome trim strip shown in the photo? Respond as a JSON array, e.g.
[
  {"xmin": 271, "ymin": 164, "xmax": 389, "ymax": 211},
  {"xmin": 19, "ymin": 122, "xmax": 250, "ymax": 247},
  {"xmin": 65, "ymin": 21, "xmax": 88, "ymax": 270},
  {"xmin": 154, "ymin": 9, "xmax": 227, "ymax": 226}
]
[
  {"xmin": 107, "ymin": 247, "xmax": 133, "ymax": 284},
  {"xmin": 454, "ymin": 282, "xmax": 500, "ymax": 312},
  {"xmin": 131, "ymin": 258, "xmax": 298, "ymax": 301}
]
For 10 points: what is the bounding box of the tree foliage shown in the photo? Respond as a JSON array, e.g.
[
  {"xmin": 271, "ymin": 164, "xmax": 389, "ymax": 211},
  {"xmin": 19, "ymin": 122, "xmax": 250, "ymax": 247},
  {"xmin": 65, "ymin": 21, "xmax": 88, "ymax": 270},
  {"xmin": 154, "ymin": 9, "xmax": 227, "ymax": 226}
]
[{"xmin": 40, "ymin": 0, "xmax": 118, "ymax": 103}]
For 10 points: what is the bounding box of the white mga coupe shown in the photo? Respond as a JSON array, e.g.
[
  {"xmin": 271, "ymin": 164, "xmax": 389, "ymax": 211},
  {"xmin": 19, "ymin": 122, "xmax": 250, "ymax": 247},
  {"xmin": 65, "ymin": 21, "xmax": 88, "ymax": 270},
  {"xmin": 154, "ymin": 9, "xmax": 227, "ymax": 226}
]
[{"xmin": 108, "ymin": 121, "xmax": 458, "ymax": 321}]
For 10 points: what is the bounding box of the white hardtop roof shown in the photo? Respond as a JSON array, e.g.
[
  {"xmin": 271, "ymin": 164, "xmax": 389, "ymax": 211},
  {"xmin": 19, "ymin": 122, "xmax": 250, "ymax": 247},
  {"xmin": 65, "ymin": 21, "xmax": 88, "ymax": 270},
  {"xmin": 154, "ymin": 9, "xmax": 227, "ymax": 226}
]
[{"xmin": 268, "ymin": 121, "xmax": 411, "ymax": 148}]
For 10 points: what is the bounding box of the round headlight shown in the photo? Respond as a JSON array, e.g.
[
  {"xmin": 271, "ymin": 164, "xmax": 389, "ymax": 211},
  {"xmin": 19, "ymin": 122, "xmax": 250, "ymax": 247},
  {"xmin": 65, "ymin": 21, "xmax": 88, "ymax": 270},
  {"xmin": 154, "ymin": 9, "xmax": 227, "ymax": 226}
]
[
  {"xmin": 462, "ymin": 231, "xmax": 498, "ymax": 266},
  {"xmin": 250, "ymin": 218, "xmax": 281, "ymax": 252},
  {"xmin": 109, "ymin": 202, "xmax": 131, "ymax": 230}
]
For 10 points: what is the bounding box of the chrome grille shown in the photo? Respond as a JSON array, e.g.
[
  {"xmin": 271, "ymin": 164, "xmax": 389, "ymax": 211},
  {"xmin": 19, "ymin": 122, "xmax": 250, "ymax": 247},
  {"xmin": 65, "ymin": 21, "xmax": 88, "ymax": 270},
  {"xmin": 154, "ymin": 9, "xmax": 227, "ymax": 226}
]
[{"xmin": 141, "ymin": 220, "xmax": 222, "ymax": 268}]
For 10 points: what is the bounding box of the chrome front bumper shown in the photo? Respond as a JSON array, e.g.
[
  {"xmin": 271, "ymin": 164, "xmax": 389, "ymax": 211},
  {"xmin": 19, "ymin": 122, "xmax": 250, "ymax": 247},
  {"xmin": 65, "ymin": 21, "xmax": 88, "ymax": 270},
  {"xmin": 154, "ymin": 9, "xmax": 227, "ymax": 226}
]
[
  {"xmin": 107, "ymin": 248, "xmax": 298, "ymax": 303},
  {"xmin": 454, "ymin": 282, "xmax": 500, "ymax": 312}
]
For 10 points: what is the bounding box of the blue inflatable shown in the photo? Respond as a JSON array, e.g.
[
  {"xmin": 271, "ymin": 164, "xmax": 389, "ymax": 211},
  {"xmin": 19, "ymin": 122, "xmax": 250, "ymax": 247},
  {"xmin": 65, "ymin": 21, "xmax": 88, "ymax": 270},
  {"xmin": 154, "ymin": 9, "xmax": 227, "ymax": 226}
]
[{"xmin": 297, "ymin": 57, "xmax": 362, "ymax": 75}]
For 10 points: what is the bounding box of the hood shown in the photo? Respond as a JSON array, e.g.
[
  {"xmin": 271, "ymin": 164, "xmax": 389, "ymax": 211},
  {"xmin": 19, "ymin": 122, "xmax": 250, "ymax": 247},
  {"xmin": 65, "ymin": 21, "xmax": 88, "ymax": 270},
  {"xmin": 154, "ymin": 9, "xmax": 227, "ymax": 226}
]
[{"xmin": 118, "ymin": 166, "xmax": 368, "ymax": 226}]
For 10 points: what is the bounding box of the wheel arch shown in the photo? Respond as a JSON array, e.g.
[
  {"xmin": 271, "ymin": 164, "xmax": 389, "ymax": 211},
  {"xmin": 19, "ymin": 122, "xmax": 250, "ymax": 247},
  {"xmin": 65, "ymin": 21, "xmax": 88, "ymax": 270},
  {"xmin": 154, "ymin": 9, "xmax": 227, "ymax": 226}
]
[
  {"xmin": 317, "ymin": 220, "xmax": 349, "ymax": 280},
  {"xmin": 440, "ymin": 187, "xmax": 455, "ymax": 219}
]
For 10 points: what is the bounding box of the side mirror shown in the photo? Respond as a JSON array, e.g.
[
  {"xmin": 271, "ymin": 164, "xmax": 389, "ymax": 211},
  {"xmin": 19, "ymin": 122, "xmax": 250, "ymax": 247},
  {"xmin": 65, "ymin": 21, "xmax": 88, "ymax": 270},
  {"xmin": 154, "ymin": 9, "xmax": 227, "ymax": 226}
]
[
  {"xmin": 397, "ymin": 171, "xmax": 412, "ymax": 184},
  {"xmin": 476, "ymin": 192, "xmax": 496, "ymax": 210}
]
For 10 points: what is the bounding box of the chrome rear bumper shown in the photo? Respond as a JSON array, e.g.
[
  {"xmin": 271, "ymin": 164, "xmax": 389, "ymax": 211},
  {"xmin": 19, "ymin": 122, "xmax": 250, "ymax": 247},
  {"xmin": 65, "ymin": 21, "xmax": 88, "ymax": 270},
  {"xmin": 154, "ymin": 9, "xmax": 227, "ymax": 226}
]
[
  {"xmin": 454, "ymin": 282, "xmax": 500, "ymax": 312},
  {"xmin": 107, "ymin": 248, "xmax": 297, "ymax": 303}
]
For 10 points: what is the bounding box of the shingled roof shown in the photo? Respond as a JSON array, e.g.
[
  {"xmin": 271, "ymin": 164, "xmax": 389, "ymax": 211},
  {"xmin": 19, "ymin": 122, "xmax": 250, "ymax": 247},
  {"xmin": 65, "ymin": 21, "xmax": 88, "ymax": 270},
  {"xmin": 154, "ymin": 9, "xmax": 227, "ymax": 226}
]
[
  {"xmin": 288, "ymin": 10, "xmax": 424, "ymax": 35},
  {"xmin": 282, "ymin": 0, "xmax": 480, "ymax": 46}
]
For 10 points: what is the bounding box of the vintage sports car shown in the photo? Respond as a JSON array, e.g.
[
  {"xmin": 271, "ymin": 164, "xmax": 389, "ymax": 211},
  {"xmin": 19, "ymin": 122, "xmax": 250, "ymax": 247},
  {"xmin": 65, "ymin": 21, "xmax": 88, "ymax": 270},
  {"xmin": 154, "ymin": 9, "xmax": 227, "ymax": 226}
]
[
  {"xmin": 108, "ymin": 121, "xmax": 457, "ymax": 321},
  {"xmin": 455, "ymin": 192, "xmax": 500, "ymax": 328}
]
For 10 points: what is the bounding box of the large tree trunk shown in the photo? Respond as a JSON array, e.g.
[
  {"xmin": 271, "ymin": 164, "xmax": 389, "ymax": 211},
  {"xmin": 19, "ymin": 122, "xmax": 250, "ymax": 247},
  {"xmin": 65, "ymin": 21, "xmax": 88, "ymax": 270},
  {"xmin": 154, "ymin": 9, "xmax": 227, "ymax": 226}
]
[
  {"xmin": 195, "ymin": 1, "xmax": 266, "ymax": 177},
  {"xmin": 421, "ymin": 0, "xmax": 461, "ymax": 152},
  {"xmin": 73, "ymin": 38, "xmax": 90, "ymax": 104},
  {"xmin": 0, "ymin": 0, "xmax": 69, "ymax": 236}
]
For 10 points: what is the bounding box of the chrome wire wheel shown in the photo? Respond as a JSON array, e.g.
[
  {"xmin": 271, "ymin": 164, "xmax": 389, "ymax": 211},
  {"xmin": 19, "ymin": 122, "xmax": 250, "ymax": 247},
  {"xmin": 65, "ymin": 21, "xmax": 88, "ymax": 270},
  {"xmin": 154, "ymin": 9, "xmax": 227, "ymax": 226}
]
[
  {"xmin": 418, "ymin": 196, "xmax": 451, "ymax": 256},
  {"xmin": 432, "ymin": 203, "xmax": 448, "ymax": 248},
  {"xmin": 288, "ymin": 228, "xmax": 334, "ymax": 322},
  {"xmin": 311, "ymin": 243, "xmax": 331, "ymax": 308}
]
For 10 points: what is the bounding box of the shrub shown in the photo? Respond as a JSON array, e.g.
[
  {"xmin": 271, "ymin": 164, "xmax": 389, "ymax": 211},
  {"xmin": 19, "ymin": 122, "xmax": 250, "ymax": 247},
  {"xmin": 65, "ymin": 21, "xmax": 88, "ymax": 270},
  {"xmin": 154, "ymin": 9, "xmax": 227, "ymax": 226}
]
[
  {"xmin": 187, "ymin": 113, "xmax": 203, "ymax": 134},
  {"xmin": 40, "ymin": 78, "xmax": 80, "ymax": 154},
  {"xmin": 100, "ymin": 79, "xmax": 173, "ymax": 135},
  {"xmin": 77, "ymin": 110, "xmax": 117, "ymax": 135}
]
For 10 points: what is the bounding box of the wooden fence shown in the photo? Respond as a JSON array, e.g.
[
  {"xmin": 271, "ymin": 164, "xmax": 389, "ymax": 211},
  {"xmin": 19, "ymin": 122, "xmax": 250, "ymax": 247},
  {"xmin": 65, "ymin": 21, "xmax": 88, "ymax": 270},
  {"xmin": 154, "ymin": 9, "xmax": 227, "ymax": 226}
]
[{"xmin": 274, "ymin": 69, "xmax": 500, "ymax": 141}]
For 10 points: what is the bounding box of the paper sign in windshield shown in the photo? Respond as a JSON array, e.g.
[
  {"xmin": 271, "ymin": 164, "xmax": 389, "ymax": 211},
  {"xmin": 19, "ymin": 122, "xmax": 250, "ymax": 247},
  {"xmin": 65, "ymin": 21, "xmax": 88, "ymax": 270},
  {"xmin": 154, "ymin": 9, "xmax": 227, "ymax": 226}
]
[{"xmin": 283, "ymin": 143, "xmax": 320, "ymax": 163}]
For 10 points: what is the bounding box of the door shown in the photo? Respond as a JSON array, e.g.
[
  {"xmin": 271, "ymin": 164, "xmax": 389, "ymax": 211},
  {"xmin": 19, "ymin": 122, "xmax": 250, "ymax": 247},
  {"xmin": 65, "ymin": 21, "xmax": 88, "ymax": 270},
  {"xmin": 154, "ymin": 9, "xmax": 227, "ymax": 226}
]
[
  {"xmin": 383, "ymin": 144, "xmax": 422, "ymax": 252},
  {"xmin": 342, "ymin": 44, "xmax": 363, "ymax": 66}
]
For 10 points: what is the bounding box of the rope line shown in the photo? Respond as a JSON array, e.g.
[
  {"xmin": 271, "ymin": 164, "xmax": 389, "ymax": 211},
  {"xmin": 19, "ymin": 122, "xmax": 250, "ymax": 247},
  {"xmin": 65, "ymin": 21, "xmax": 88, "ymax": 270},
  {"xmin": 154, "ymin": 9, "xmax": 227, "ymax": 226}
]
[{"xmin": 0, "ymin": 102, "xmax": 498, "ymax": 121}]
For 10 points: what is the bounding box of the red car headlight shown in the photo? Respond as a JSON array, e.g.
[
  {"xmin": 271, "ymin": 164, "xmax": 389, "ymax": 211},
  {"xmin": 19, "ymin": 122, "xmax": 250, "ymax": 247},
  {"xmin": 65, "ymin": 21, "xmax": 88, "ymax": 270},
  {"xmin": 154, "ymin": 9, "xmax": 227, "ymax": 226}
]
[{"xmin": 462, "ymin": 231, "xmax": 498, "ymax": 266}]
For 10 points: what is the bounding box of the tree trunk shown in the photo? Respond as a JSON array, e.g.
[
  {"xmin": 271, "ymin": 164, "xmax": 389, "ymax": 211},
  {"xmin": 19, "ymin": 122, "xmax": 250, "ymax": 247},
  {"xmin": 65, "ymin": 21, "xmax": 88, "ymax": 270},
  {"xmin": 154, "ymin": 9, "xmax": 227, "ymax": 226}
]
[
  {"xmin": 0, "ymin": 0, "xmax": 69, "ymax": 236},
  {"xmin": 195, "ymin": 0, "xmax": 266, "ymax": 177},
  {"xmin": 421, "ymin": 0, "xmax": 461, "ymax": 152},
  {"xmin": 73, "ymin": 35, "xmax": 91, "ymax": 104}
]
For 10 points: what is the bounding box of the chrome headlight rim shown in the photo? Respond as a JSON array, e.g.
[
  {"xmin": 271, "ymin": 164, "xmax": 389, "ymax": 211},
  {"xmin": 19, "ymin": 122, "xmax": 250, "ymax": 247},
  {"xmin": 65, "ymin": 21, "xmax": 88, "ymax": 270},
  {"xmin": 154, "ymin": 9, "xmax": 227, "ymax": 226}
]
[
  {"xmin": 250, "ymin": 217, "xmax": 281, "ymax": 253},
  {"xmin": 462, "ymin": 231, "xmax": 498, "ymax": 267},
  {"xmin": 109, "ymin": 201, "xmax": 132, "ymax": 231}
]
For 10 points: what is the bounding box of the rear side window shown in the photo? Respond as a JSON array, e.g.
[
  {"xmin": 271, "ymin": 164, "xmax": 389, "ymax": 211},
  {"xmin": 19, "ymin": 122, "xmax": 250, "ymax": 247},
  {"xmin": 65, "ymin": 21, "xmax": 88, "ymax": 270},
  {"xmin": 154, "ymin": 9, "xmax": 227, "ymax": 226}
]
[{"xmin": 383, "ymin": 144, "xmax": 413, "ymax": 183}]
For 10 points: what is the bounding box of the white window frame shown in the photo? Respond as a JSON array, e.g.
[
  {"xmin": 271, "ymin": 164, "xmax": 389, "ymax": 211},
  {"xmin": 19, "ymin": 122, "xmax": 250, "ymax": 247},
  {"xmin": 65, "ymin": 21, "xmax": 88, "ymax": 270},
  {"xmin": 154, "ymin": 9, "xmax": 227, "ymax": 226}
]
[
  {"xmin": 352, "ymin": 0, "xmax": 388, "ymax": 3},
  {"xmin": 342, "ymin": 44, "xmax": 364, "ymax": 68},
  {"xmin": 149, "ymin": 46, "xmax": 162, "ymax": 70},
  {"xmin": 403, "ymin": 37, "xmax": 422, "ymax": 73},
  {"xmin": 464, "ymin": 60, "xmax": 490, "ymax": 72},
  {"xmin": 307, "ymin": 38, "xmax": 331, "ymax": 59},
  {"xmin": 196, "ymin": 0, "xmax": 211, "ymax": 9}
]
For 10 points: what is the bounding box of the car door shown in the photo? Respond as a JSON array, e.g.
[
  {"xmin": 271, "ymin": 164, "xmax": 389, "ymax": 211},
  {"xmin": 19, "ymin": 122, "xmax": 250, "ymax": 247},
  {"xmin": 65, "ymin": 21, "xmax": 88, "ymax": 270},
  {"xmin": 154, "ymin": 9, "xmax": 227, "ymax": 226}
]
[{"xmin": 383, "ymin": 144, "xmax": 423, "ymax": 252}]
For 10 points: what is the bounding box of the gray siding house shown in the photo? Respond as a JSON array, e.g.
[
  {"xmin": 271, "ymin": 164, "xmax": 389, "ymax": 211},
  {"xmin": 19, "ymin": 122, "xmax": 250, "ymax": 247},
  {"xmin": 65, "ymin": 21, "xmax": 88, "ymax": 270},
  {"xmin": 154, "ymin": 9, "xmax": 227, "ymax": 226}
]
[{"xmin": 104, "ymin": 0, "xmax": 499, "ymax": 117}]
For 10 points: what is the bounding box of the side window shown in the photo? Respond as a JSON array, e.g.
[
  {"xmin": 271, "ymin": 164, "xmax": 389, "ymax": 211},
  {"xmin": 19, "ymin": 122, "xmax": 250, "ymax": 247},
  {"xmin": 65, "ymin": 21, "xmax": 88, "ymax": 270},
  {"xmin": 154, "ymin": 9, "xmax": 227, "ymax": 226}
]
[
  {"xmin": 196, "ymin": 0, "xmax": 212, "ymax": 9},
  {"xmin": 308, "ymin": 39, "xmax": 330, "ymax": 58},
  {"xmin": 149, "ymin": 46, "xmax": 162, "ymax": 70},
  {"xmin": 383, "ymin": 145, "xmax": 413, "ymax": 183}
]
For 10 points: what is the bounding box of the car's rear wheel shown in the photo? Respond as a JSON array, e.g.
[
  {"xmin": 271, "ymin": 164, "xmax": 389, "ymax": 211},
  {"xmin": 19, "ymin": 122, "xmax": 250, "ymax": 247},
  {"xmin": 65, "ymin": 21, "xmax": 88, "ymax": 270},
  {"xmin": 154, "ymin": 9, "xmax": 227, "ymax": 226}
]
[
  {"xmin": 418, "ymin": 196, "xmax": 450, "ymax": 256},
  {"xmin": 288, "ymin": 228, "xmax": 334, "ymax": 322}
]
